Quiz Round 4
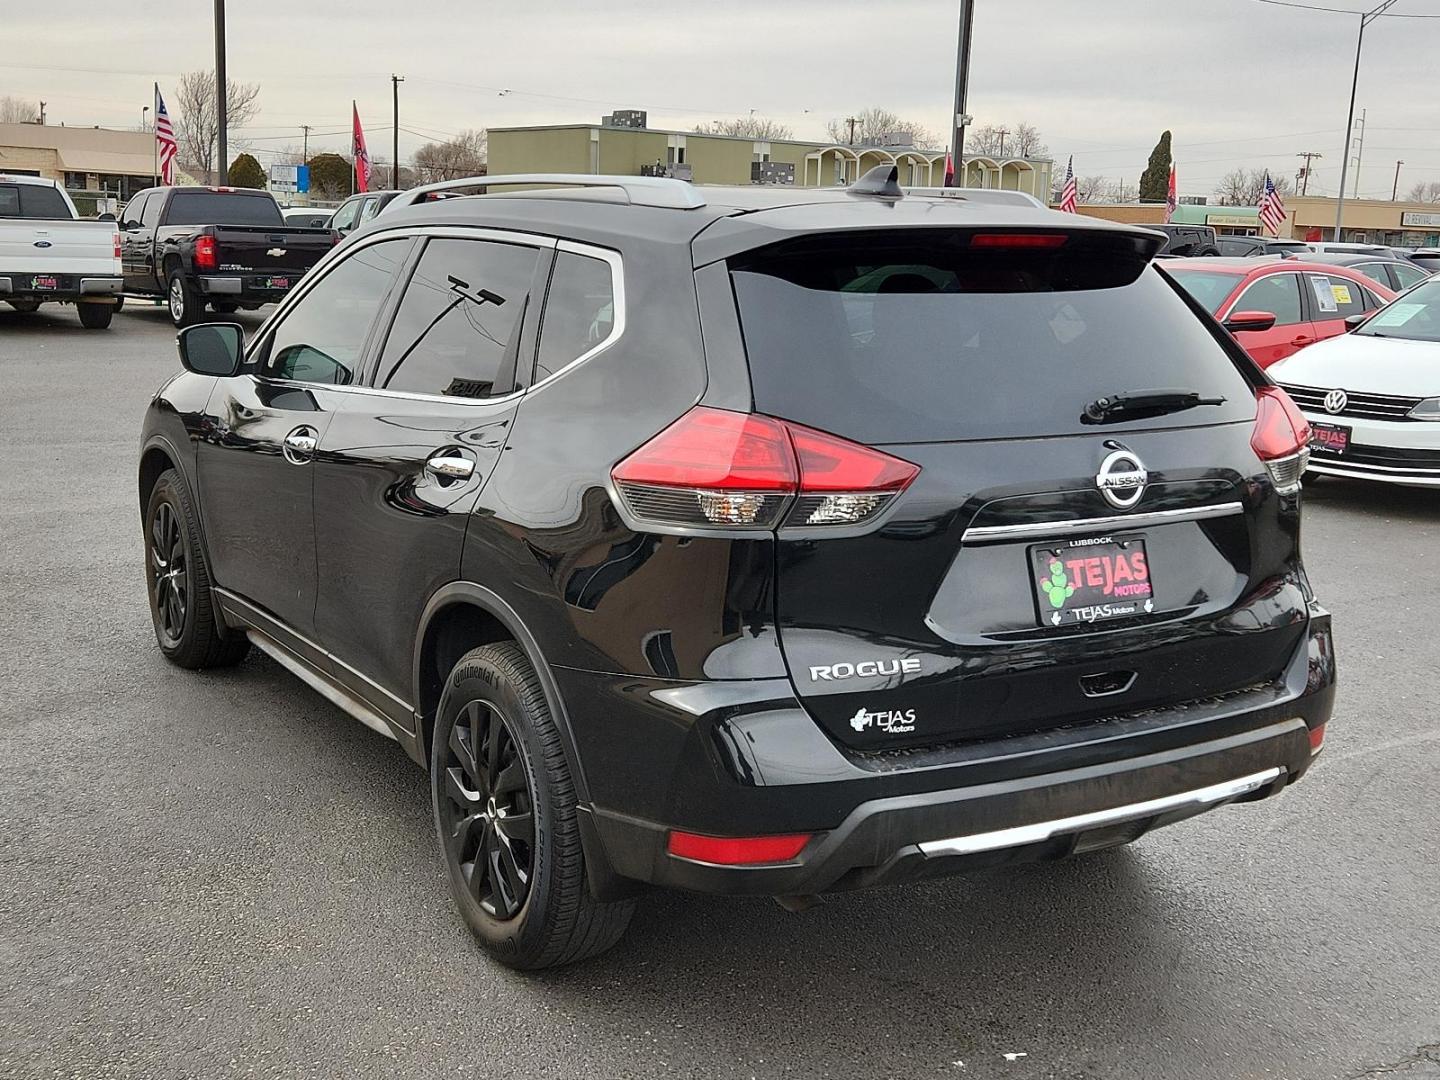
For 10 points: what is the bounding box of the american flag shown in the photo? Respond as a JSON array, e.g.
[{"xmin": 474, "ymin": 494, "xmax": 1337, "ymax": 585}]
[
  {"xmin": 154, "ymin": 84, "xmax": 177, "ymax": 185},
  {"xmin": 1059, "ymin": 155, "xmax": 1078, "ymax": 213},
  {"xmin": 1258, "ymin": 172, "xmax": 1287, "ymax": 236}
]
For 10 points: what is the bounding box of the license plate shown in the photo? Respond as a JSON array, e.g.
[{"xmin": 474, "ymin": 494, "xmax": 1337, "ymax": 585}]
[
  {"xmin": 263, "ymin": 277, "xmax": 291, "ymax": 290},
  {"xmin": 31, "ymin": 275, "xmax": 58, "ymax": 290},
  {"xmin": 1030, "ymin": 535, "xmax": 1154, "ymax": 627},
  {"xmin": 1309, "ymin": 422, "xmax": 1350, "ymax": 454}
]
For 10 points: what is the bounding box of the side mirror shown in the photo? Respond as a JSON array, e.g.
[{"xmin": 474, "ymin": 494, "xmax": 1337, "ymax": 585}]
[
  {"xmin": 1344, "ymin": 313, "xmax": 1369, "ymax": 331},
  {"xmin": 177, "ymin": 323, "xmax": 244, "ymax": 377},
  {"xmin": 1223, "ymin": 310, "xmax": 1278, "ymax": 333},
  {"xmin": 97, "ymin": 212, "xmax": 117, "ymax": 223}
]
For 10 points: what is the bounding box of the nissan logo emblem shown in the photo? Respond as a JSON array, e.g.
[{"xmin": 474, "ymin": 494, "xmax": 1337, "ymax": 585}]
[
  {"xmin": 1323, "ymin": 389, "xmax": 1348, "ymax": 415},
  {"xmin": 1095, "ymin": 448, "xmax": 1148, "ymax": 510}
]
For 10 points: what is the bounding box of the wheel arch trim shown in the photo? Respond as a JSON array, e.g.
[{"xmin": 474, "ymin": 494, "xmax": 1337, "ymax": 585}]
[{"xmin": 414, "ymin": 581, "xmax": 591, "ymax": 804}]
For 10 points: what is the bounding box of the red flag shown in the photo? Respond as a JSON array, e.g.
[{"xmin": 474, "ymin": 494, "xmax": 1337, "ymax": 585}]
[
  {"xmin": 1164, "ymin": 164, "xmax": 1178, "ymax": 223},
  {"xmin": 352, "ymin": 102, "xmax": 371, "ymax": 193},
  {"xmin": 944, "ymin": 152, "xmax": 955, "ymax": 188}
]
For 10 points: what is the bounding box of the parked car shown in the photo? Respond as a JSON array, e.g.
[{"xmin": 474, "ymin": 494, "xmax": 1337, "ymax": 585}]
[
  {"xmin": 118, "ymin": 186, "xmax": 336, "ymax": 327},
  {"xmin": 0, "ymin": 173, "xmax": 122, "ymax": 328},
  {"xmin": 281, "ymin": 207, "xmax": 335, "ymax": 229},
  {"xmin": 1289, "ymin": 250, "xmax": 1431, "ymax": 293},
  {"xmin": 1215, "ymin": 235, "xmax": 1309, "ymax": 258},
  {"xmin": 139, "ymin": 169, "xmax": 1334, "ymax": 970},
  {"xmin": 1271, "ymin": 276, "xmax": 1440, "ymax": 487},
  {"xmin": 1307, "ymin": 241, "xmax": 1422, "ymax": 263},
  {"xmin": 1147, "ymin": 223, "xmax": 1220, "ymax": 257},
  {"xmin": 326, "ymin": 190, "xmax": 402, "ymax": 235},
  {"xmin": 1164, "ymin": 256, "xmax": 1395, "ymax": 367}
]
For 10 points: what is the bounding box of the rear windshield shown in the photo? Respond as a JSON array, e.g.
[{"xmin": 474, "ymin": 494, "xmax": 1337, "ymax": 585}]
[
  {"xmin": 165, "ymin": 191, "xmax": 283, "ymax": 227},
  {"xmin": 730, "ymin": 235, "xmax": 1255, "ymax": 444},
  {"xmin": 0, "ymin": 183, "xmax": 71, "ymax": 220},
  {"xmin": 1166, "ymin": 269, "xmax": 1245, "ymax": 315}
]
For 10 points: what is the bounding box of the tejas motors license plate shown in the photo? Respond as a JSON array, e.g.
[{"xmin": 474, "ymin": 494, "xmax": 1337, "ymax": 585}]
[{"xmin": 1030, "ymin": 535, "xmax": 1154, "ymax": 627}]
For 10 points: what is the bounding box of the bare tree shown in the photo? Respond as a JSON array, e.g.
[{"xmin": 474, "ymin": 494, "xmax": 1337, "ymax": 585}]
[
  {"xmin": 1214, "ymin": 168, "xmax": 1292, "ymax": 207},
  {"xmin": 173, "ymin": 70, "xmax": 261, "ymax": 183},
  {"xmin": 825, "ymin": 108, "xmax": 936, "ymax": 149},
  {"xmin": 968, "ymin": 121, "xmax": 1049, "ymax": 159},
  {"xmin": 411, "ymin": 130, "xmax": 487, "ymax": 184},
  {"xmin": 0, "ymin": 95, "xmax": 38, "ymax": 124},
  {"xmin": 693, "ymin": 115, "xmax": 794, "ymax": 140},
  {"xmin": 1405, "ymin": 180, "xmax": 1440, "ymax": 203},
  {"xmin": 1077, "ymin": 174, "xmax": 1111, "ymax": 203}
]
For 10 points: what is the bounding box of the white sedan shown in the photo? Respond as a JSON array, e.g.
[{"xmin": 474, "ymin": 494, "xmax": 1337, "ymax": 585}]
[{"xmin": 1270, "ymin": 277, "xmax": 1440, "ymax": 487}]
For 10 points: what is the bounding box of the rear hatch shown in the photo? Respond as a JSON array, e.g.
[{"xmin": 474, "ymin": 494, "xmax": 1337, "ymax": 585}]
[{"xmin": 726, "ymin": 227, "xmax": 1310, "ymax": 751}]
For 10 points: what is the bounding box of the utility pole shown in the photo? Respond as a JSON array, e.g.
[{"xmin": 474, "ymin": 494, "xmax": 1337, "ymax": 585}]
[
  {"xmin": 214, "ymin": 0, "xmax": 227, "ymax": 184},
  {"xmin": 1392, "ymin": 159, "xmax": 1404, "ymax": 201},
  {"xmin": 391, "ymin": 74, "xmax": 404, "ymax": 189},
  {"xmin": 1335, "ymin": 1, "xmax": 1398, "ymax": 238},
  {"xmin": 1296, "ymin": 151, "xmax": 1322, "ymax": 196},
  {"xmin": 996, "ymin": 127, "xmax": 1009, "ymax": 157},
  {"xmin": 1351, "ymin": 107, "xmax": 1367, "ymax": 197},
  {"xmin": 38, "ymin": 101, "xmax": 46, "ymax": 125},
  {"xmin": 845, "ymin": 116, "xmax": 859, "ymax": 145},
  {"xmin": 301, "ymin": 124, "xmax": 311, "ymax": 162},
  {"xmin": 947, "ymin": 0, "xmax": 976, "ymax": 187}
]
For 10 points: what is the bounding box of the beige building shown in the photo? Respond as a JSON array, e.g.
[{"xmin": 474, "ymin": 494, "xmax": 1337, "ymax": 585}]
[
  {"xmin": 487, "ymin": 117, "xmax": 1054, "ymax": 198},
  {"xmin": 0, "ymin": 122, "xmax": 156, "ymax": 205}
]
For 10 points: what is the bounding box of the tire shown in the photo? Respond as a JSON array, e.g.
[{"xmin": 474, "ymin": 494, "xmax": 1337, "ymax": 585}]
[
  {"xmin": 432, "ymin": 642, "xmax": 635, "ymax": 970},
  {"xmin": 6, "ymin": 300, "xmax": 40, "ymax": 313},
  {"xmin": 210, "ymin": 301, "xmax": 239, "ymax": 314},
  {"xmin": 1194, "ymin": 246, "xmax": 1221, "ymax": 258},
  {"xmin": 144, "ymin": 469, "xmax": 250, "ymax": 669},
  {"xmin": 167, "ymin": 269, "xmax": 201, "ymax": 328},
  {"xmin": 78, "ymin": 303, "xmax": 113, "ymax": 330}
]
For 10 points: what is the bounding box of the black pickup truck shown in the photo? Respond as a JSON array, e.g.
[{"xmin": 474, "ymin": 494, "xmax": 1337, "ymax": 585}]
[{"xmin": 118, "ymin": 186, "xmax": 334, "ymax": 326}]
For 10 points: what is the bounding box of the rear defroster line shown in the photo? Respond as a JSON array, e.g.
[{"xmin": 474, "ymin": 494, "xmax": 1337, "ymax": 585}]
[{"xmin": 916, "ymin": 767, "xmax": 1281, "ymax": 857}]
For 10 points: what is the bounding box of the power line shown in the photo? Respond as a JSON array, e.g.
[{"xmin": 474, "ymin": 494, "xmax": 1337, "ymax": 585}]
[{"xmin": 1250, "ymin": 0, "xmax": 1440, "ymax": 15}]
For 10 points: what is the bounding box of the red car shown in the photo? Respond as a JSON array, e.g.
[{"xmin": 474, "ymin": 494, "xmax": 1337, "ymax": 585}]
[{"xmin": 1164, "ymin": 257, "xmax": 1396, "ymax": 368}]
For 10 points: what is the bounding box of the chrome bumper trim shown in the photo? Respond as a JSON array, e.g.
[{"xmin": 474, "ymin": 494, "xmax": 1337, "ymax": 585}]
[
  {"xmin": 961, "ymin": 501, "xmax": 1245, "ymax": 544},
  {"xmin": 917, "ymin": 767, "xmax": 1282, "ymax": 857}
]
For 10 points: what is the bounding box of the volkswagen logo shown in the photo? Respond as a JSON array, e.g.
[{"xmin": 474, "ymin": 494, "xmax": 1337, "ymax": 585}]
[
  {"xmin": 1095, "ymin": 448, "xmax": 1148, "ymax": 510},
  {"xmin": 1323, "ymin": 389, "xmax": 1348, "ymax": 415}
]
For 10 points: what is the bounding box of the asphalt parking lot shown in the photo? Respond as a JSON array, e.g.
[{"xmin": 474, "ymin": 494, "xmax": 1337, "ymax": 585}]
[{"xmin": 1, "ymin": 301, "xmax": 1437, "ymax": 1080}]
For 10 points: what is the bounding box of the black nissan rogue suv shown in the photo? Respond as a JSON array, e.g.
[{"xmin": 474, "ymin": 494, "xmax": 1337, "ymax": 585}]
[{"xmin": 138, "ymin": 169, "xmax": 1335, "ymax": 970}]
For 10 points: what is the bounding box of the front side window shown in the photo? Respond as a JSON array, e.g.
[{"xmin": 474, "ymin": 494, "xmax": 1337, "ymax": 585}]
[
  {"xmin": 535, "ymin": 251, "xmax": 616, "ymax": 381},
  {"xmin": 329, "ymin": 198, "xmax": 361, "ymax": 232},
  {"xmin": 120, "ymin": 193, "xmax": 149, "ymax": 230},
  {"xmin": 1234, "ymin": 273, "xmax": 1303, "ymax": 325},
  {"xmin": 1167, "ymin": 269, "xmax": 1245, "ymax": 315},
  {"xmin": 1306, "ymin": 273, "xmax": 1366, "ymax": 319},
  {"xmin": 1392, "ymin": 262, "xmax": 1429, "ymax": 290},
  {"xmin": 260, "ymin": 238, "xmax": 409, "ymax": 385},
  {"xmin": 376, "ymin": 238, "xmax": 539, "ymax": 399}
]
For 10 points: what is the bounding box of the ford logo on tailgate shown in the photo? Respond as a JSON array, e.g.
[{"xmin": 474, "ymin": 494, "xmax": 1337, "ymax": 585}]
[{"xmin": 33, "ymin": 240, "xmax": 52, "ymax": 248}]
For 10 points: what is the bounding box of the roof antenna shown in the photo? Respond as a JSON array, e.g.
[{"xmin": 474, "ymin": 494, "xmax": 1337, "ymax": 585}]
[{"xmin": 848, "ymin": 164, "xmax": 903, "ymax": 199}]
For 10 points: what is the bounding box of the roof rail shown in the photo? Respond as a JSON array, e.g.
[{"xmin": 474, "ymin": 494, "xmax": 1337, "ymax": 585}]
[{"xmin": 388, "ymin": 173, "xmax": 708, "ymax": 211}]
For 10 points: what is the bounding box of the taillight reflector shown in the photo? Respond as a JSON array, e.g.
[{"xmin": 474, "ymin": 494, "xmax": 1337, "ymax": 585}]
[
  {"xmin": 969, "ymin": 232, "xmax": 1068, "ymax": 248},
  {"xmin": 1252, "ymin": 386, "xmax": 1311, "ymax": 494},
  {"xmin": 194, "ymin": 235, "xmax": 218, "ymax": 271},
  {"xmin": 611, "ymin": 406, "xmax": 919, "ymax": 530},
  {"xmin": 1309, "ymin": 723, "xmax": 1326, "ymax": 755},
  {"xmin": 667, "ymin": 830, "xmax": 812, "ymax": 865}
]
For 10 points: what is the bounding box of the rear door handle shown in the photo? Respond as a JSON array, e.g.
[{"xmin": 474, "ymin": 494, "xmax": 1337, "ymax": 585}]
[
  {"xmin": 1291, "ymin": 336, "xmax": 1313, "ymax": 346},
  {"xmin": 282, "ymin": 426, "xmax": 318, "ymax": 465},
  {"xmin": 425, "ymin": 452, "xmax": 476, "ymax": 481}
]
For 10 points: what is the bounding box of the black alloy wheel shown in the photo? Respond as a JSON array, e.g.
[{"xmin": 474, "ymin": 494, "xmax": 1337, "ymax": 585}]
[
  {"xmin": 438, "ymin": 700, "xmax": 535, "ymax": 920},
  {"xmin": 149, "ymin": 500, "xmax": 188, "ymax": 649}
]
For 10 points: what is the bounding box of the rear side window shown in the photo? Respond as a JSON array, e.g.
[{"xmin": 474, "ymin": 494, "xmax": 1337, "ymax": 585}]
[
  {"xmin": 1234, "ymin": 273, "xmax": 1303, "ymax": 326},
  {"xmin": 1306, "ymin": 273, "xmax": 1366, "ymax": 319},
  {"xmin": 730, "ymin": 234, "xmax": 1256, "ymax": 444},
  {"xmin": 1392, "ymin": 262, "xmax": 1429, "ymax": 290},
  {"xmin": 165, "ymin": 191, "xmax": 283, "ymax": 227},
  {"xmin": 536, "ymin": 251, "xmax": 616, "ymax": 381},
  {"xmin": 0, "ymin": 183, "xmax": 71, "ymax": 219},
  {"xmin": 377, "ymin": 238, "xmax": 539, "ymax": 399},
  {"xmin": 1354, "ymin": 263, "xmax": 1391, "ymax": 288}
]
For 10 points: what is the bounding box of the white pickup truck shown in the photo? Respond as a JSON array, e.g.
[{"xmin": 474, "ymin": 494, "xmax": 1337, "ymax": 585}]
[{"xmin": 1, "ymin": 174, "xmax": 123, "ymax": 329}]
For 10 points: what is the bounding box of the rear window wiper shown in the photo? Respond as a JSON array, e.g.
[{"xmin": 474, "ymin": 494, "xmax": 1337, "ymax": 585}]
[{"xmin": 1082, "ymin": 388, "xmax": 1226, "ymax": 425}]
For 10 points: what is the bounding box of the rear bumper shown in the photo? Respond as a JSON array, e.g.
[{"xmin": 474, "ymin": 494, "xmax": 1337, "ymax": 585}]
[
  {"xmin": 196, "ymin": 273, "xmax": 297, "ymax": 301},
  {"xmin": 564, "ymin": 605, "xmax": 1335, "ymax": 897},
  {"xmin": 0, "ymin": 274, "xmax": 122, "ymax": 300}
]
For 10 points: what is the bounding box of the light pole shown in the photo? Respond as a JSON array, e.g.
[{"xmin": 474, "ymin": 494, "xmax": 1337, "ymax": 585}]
[
  {"xmin": 215, "ymin": 0, "xmax": 228, "ymax": 184},
  {"xmin": 391, "ymin": 74, "xmax": 404, "ymax": 189},
  {"xmin": 1334, "ymin": 1, "xmax": 1399, "ymax": 238},
  {"xmin": 947, "ymin": 0, "xmax": 975, "ymax": 187},
  {"xmin": 141, "ymin": 105, "xmax": 149, "ymax": 132},
  {"xmin": 1392, "ymin": 159, "xmax": 1405, "ymax": 201}
]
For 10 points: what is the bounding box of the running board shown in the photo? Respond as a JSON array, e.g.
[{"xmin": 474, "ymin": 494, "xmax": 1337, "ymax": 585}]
[
  {"xmin": 246, "ymin": 630, "xmax": 399, "ymax": 744},
  {"xmin": 917, "ymin": 767, "xmax": 1282, "ymax": 857}
]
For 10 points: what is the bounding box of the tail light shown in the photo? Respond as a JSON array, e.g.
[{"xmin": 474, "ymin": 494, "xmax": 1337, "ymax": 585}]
[
  {"xmin": 112, "ymin": 231, "xmax": 121, "ymax": 260},
  {"xmin": 611, "ymin": 406, "xmax": 919, "ymax": 530},
  {"xmin": 969, "ymin": 232, "xmax": 1068, "ymax": 248},
  {"xmin": 1252, "ymin": 386, "xmax": 1311, "ymax": 494},
  {"xmin": 1309, "ymin": 723, "xmax": 1326, "ymax": 756},
  {"xmin": 194, "ymin": 235, "xmax": 218, "ymax": 271},
  {"xmin": 667, "ymin": 830, "xmax": 812, "ymax": 865}
]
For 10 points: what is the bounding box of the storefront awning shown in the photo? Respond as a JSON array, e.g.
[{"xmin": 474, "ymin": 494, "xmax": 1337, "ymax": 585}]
[{"xmin": 56, "ymin": 148, "xmax": 154, "ymax": 176}]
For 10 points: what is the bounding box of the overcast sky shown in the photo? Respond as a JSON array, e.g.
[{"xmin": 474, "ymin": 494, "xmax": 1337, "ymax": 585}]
[{"xmin": 6, "ymin": 0, "xmax": 1440, "ymax": 199}]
